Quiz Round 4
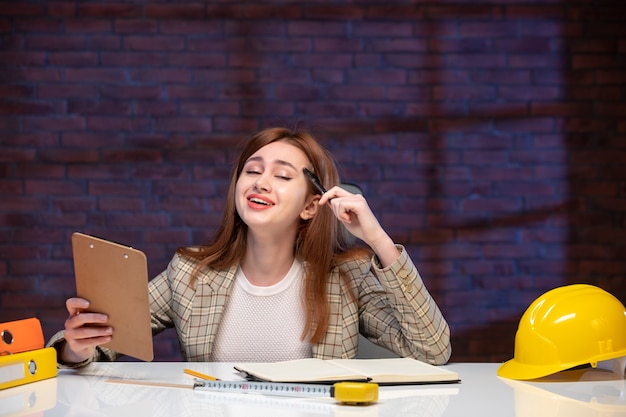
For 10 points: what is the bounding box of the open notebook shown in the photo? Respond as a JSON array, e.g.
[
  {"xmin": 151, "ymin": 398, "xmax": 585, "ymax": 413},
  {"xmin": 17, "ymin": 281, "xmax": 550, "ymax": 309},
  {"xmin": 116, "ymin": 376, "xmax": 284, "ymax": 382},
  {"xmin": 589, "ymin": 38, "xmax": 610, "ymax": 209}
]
[{"xmin": 234, "ymin": 358, "xmax": 460, "ymax": 385}]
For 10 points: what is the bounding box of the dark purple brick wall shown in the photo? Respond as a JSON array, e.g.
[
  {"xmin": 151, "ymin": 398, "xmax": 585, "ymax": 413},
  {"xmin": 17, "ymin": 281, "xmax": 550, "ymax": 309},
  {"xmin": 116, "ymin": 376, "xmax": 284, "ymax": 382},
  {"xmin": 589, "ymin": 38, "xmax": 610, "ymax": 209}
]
[{"xmin": 1, "ymin": 1, "xmax": 625, "ymax": 362}]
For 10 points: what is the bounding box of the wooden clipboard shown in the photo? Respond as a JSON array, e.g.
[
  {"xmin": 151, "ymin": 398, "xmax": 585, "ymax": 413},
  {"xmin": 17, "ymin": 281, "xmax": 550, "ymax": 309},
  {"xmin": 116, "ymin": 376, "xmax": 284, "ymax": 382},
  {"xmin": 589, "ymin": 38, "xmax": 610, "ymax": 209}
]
[{"xmin": 71, "ymin": 232, "xmax": 154, "ymax": 362}]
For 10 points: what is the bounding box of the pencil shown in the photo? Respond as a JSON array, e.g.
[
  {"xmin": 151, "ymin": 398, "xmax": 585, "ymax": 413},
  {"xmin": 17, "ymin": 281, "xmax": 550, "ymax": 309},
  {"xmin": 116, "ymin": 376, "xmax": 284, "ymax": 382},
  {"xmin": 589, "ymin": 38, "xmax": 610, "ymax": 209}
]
[{"xmin": 184, "ymin": 368, "xmax": 219, "ymax": 381}]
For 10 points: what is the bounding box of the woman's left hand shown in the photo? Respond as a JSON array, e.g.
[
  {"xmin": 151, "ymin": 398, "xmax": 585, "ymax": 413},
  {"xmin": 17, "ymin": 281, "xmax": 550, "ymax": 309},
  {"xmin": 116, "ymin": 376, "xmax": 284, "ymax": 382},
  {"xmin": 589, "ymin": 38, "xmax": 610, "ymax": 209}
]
[
  {"xmin": 318, "ymin": 186, "xmax": 382, "ymax": 244},
  {"xmin": 319, "ymin": 186, "xmax": 400, "ymax": 266}
]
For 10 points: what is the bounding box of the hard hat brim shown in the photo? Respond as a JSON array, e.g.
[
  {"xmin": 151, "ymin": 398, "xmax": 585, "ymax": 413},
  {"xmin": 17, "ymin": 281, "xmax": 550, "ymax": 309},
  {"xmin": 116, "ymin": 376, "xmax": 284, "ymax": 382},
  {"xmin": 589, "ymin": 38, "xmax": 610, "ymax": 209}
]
[
  {"xmin": 497, "ymin": 358, "xmax": 569, "ymax": 380},
  {"xmin": 498, "ymin": 349, "xmax": 626, "ymax": 380}
]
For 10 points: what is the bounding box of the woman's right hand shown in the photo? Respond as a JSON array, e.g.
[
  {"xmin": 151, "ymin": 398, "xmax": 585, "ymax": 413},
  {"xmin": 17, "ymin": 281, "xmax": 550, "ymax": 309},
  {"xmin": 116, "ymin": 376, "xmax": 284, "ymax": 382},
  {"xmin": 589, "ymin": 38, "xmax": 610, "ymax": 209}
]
[{"xmin": 61, "ymin": 297, "xmax": 112, "ymax": 364}]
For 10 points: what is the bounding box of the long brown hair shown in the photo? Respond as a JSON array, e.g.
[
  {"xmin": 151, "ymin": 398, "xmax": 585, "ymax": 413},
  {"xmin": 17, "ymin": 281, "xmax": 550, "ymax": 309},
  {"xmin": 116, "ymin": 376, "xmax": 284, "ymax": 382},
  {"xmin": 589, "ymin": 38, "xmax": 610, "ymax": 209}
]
[{"xmin": 177, "ymin": 127, "xmax": 368, "ymax": 343}]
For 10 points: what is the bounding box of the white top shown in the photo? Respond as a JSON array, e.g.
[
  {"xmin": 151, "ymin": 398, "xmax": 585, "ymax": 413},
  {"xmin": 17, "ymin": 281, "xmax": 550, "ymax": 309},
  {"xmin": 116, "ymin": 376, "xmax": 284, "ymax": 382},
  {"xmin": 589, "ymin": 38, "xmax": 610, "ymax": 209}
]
[{"xmin": 211, "ymin": 259, "xmax": 312, "ymax": 362}]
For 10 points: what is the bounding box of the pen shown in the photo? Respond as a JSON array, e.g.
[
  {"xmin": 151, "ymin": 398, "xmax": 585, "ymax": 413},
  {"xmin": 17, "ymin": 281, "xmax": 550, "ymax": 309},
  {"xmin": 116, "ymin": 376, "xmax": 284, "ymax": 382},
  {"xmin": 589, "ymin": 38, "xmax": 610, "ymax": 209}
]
[
  {"xmin": 303, "ymin": 168, "xmax": 328, "ymax": 196},
  {"xmin": 184, "ymin": 368, "xmax": 220, "ymax": 381}
]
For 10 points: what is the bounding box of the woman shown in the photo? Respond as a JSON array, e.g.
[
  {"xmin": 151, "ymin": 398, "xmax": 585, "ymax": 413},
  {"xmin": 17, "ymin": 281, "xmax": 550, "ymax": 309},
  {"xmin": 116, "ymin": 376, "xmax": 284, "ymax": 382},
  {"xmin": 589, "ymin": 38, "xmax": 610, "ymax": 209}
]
[{"xmin": 49, "ymin": 127, "xmax": 451, "ymax": 366}]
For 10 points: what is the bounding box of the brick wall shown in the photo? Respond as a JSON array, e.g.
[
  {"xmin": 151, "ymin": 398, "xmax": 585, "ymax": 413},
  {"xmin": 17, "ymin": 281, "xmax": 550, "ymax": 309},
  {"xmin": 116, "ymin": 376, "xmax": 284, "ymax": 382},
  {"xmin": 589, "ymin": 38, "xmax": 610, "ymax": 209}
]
[{"xmin": 1, "ymin": 1, "xmax": 625, "ymax": 362}]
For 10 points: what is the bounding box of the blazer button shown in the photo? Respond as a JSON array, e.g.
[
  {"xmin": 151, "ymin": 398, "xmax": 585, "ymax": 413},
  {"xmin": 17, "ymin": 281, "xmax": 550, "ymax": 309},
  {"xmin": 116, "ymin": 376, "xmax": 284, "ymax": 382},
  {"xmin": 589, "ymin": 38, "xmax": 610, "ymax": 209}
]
[{"xmin": 398, "ymin": 269, "xmax": 409, "ymax": 279}]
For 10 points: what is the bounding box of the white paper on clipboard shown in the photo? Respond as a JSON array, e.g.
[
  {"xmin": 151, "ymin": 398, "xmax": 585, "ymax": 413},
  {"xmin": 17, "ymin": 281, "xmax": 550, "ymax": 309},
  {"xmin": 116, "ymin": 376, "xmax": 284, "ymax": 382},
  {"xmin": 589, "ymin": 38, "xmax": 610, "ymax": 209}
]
[{"xmin": 71, "ymin": 232, "xmax": 154, "ymax": 362}]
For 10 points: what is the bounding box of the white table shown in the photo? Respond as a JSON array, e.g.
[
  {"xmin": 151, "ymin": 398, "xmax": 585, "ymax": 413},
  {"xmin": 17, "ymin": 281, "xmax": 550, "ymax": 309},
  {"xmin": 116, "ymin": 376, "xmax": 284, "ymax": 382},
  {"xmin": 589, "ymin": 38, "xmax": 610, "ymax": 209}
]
[{"xmin": 2, "ymin": 362, "xmax": 625, "ymax": 417}]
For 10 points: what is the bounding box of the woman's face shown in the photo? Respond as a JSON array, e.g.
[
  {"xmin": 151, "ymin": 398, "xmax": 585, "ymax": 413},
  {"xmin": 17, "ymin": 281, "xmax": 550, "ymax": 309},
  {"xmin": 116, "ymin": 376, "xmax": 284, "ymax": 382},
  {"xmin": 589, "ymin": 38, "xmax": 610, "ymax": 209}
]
[{"xmin": 235, "ymin": 141, "xmax": 318, "ymax": 235}]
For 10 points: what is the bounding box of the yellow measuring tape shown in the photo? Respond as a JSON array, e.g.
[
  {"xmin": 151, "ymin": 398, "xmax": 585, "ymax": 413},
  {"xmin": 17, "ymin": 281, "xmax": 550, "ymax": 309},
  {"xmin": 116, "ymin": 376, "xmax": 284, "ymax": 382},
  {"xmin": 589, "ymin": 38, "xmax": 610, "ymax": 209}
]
[
  {"xmin": 330, "ymin": 381, "xmax": 379, "ymax": 404},
  {"xmin": 194, "ymin": 380, "xmax": 379, "ymax": 404}
]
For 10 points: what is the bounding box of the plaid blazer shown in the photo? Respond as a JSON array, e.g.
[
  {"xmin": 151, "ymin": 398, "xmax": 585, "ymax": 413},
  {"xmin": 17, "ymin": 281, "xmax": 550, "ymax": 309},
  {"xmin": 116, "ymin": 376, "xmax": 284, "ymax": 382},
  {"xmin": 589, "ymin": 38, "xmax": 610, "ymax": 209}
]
[{"xmin": 49, "ymin": 245, "xmax": 451, "ymax": 367}]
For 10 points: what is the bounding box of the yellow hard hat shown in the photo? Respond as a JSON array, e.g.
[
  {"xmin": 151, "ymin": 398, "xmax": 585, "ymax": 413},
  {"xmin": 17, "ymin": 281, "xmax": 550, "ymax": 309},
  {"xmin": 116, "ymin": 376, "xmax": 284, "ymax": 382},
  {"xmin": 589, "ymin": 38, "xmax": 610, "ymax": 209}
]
[{"xmin": 498, "ymin": 284, "xmax": 626, "ymax": 380}]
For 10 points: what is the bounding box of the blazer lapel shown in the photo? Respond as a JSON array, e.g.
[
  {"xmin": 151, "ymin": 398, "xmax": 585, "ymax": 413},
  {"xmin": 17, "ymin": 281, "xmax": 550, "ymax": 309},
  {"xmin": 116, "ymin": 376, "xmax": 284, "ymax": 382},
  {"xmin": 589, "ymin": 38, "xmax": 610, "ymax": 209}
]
[{"xmin": 186, "ymin": 265, "xmax": 238, "ymax": 360}]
